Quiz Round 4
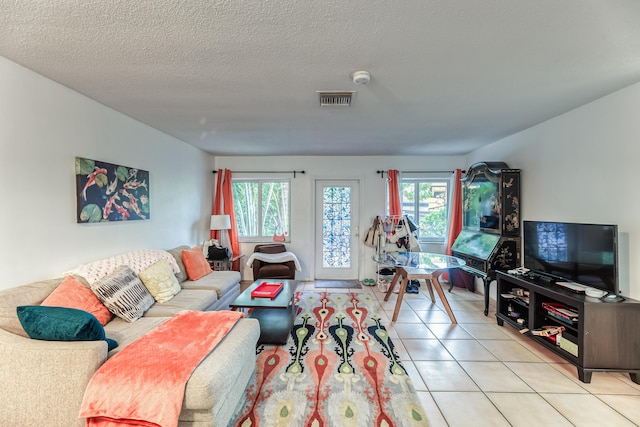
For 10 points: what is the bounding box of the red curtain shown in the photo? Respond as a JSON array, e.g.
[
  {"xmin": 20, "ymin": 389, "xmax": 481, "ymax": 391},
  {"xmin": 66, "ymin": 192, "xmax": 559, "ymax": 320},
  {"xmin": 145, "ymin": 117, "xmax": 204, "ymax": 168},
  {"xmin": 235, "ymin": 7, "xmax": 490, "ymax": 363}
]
[
  {"xmin": 223, "ymin": 169, "xmax": 239, "ymax": 257},
  {"xmin": 211, "ymin": 170, "xmax": 224, "ymax": 241},
  {"xmin": 211, "ymin": 169, "xmax": 239, "ymax": 257},
  {"xmin": 446, "ymin": 169, "xmax": 463, "ymax": 255},
  {"xmin": 388, "ymin": 169, "xmax": 401, "ymax": 217}
]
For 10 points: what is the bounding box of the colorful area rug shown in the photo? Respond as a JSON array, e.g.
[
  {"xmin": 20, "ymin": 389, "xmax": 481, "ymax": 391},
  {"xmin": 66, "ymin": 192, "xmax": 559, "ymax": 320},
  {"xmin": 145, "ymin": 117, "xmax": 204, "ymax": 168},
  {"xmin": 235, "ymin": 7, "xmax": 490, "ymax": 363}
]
[{"xmin": 232, "ymin": 292, "xmax": 429, "ymax": 426}]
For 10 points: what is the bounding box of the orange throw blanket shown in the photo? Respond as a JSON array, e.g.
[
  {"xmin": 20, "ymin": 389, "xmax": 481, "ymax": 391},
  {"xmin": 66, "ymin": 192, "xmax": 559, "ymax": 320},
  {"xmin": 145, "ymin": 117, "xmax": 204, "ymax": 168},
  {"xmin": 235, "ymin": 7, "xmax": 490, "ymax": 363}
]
[{"xmin": 79, "ymin": 310, "xmax": 244, "ymax": 427}]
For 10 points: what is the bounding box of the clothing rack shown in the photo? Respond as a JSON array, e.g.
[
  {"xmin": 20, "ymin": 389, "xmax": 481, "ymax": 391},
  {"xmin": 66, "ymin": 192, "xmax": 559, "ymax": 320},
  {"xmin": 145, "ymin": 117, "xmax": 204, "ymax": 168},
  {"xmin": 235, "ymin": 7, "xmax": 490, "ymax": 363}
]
[
  {"xmin": 213, "ymin": 170, "xmax": 306, "ymax": 178},
  {"xmin": 370, "ymin": 214, "xmax": 423, "ymax": 289},
  {"xmin": 376, "ymin": 169, "xmax": 464, "ymax": 178}
]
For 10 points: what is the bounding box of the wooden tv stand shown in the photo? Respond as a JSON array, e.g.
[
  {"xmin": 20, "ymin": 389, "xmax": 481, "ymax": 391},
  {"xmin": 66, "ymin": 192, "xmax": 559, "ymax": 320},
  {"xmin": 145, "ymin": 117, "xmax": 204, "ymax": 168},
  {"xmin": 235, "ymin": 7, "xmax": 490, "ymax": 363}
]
[{"xmin": 496, "ymin": 271, "xmax": 640, "ymax": 384}]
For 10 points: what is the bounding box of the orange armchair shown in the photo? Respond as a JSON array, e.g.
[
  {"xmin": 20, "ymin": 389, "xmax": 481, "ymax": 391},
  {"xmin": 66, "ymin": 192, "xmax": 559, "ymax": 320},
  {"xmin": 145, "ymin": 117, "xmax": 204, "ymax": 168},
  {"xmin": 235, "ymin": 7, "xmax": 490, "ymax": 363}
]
[{"xmin": 252, "ymin": 244, "xmax": 297, "ymax": 281}]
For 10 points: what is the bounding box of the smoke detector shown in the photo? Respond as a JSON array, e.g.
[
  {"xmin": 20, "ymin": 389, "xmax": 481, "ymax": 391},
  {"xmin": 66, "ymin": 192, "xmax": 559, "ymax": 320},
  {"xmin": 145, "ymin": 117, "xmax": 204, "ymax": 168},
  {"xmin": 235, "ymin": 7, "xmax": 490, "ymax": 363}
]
[{"xmin": 351, "ymin": 70, "xmax": 371, "ymax": 85}]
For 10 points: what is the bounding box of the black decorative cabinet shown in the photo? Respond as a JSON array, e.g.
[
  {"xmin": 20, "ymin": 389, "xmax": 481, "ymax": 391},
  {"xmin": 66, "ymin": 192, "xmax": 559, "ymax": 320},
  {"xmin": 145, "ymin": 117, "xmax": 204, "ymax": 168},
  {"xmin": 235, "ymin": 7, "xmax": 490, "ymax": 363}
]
[{"xmin": 450, "ymin": 162, "xmax": 521, "ymax": 315}]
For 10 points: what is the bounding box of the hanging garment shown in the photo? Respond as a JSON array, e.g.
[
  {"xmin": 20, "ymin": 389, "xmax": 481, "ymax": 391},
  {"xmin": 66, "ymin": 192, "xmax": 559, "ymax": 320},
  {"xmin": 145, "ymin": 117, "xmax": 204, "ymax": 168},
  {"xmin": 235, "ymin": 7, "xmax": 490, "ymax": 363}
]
[
  {"xmin": 364, "ymin": 216, "xmax": 383, "ymax": 247},
  {"xmin": 386, "ymin": 215, "xmax": 421, "ymax": 252}
]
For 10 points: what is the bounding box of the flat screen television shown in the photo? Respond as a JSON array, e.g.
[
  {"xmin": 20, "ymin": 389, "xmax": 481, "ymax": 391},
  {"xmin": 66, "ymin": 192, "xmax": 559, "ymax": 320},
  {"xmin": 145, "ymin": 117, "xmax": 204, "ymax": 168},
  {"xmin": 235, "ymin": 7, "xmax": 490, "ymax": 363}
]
[{"xmin": 523, "ymin": 221, "xmax": 619, "ymax": 295}]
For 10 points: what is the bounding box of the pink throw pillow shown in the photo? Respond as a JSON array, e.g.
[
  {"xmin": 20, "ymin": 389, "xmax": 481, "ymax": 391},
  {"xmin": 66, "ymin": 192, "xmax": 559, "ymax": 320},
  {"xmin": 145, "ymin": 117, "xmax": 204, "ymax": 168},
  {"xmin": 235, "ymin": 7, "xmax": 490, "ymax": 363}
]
[
  {"xmin": 182, "ymin": 247, "xmax": 212, "ymax": 281},
  {"xmin": 42, "ymin": 275, "xmax": 113, "ymax": 326}
]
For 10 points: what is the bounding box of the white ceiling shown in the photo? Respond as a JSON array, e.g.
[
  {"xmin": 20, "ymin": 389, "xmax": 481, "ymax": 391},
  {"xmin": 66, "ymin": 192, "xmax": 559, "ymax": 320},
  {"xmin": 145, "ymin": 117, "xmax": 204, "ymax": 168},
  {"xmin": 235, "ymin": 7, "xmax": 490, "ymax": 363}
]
[{"xmin": 2, "ymin": 1, "xmax": 640, "ymax": 156}]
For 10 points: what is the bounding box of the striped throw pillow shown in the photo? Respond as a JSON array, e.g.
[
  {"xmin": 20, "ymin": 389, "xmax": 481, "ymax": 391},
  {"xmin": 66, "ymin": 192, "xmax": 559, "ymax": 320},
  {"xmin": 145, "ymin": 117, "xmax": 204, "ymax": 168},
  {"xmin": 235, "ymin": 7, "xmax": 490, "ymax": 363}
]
[{"xmin": 90, "ymin": 265, "xmax": 155, "ymax": 322}]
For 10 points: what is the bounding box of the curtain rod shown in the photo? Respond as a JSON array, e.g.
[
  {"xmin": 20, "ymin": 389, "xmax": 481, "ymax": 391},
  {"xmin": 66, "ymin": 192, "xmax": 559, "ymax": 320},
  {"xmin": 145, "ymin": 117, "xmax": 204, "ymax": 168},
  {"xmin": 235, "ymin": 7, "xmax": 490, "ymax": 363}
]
[
  {"xmin": 213, "ymin": 170, "xmax": 306, "ymax": 178},
  {"xmin": 376, "ymin": 169, "xmax": 464, "ymax": 178}
]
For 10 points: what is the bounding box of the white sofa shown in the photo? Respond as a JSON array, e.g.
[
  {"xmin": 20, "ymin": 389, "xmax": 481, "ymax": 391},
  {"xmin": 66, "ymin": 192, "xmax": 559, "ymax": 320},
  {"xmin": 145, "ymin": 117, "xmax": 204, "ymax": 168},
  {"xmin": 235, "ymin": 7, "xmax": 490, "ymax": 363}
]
[{"xmin": 0, "ymin": 245, "xmax": 259, "ymax": 427}]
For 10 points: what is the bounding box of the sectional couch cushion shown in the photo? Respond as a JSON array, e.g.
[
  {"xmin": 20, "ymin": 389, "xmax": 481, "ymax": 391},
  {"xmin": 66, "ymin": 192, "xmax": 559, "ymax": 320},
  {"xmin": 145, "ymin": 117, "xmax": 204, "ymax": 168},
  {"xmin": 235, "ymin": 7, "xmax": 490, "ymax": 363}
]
[
  {"xmin": 181, "ymin": 318, "xmax": 260, "ymax": 422},
  {"xmin": 17, "ymin": 305, "xmax": 118, "ymax": 351},
  {"xmin": 41, "ymin": 275, "xmax": 113, "ymax": 325},
  {"xmin": 138, "ymin": 259, "xmax": 181, "ymax": 303},
  {"xmin": 180, "ymin": 270, "xmax": 240, "ymax": 299},
  {"xmin": 90, "ymin": 266, "xmax": 155, "ymax": 322},
  {"xmin": 0, "ymin": 277, "xmax": 64, "ymax": 337},
  {"xmin": 143, "ymin": 289, "xmax": 219, "ymax": 317},
  {"xmin": 166, "ymin": 245, "xmax": 190, "ymax": 283},
  {"xmin": 103, "ymin": 316, "xmax": 167, "ymax": 356}
]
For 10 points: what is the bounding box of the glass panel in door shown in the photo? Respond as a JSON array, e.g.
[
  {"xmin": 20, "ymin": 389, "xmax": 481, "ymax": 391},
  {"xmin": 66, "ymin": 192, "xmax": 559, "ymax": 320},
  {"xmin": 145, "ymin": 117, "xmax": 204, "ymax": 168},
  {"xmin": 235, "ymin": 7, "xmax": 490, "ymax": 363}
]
[{"xmin": 315, "ymin": 180, "xmax": 359, "ymax": 280}]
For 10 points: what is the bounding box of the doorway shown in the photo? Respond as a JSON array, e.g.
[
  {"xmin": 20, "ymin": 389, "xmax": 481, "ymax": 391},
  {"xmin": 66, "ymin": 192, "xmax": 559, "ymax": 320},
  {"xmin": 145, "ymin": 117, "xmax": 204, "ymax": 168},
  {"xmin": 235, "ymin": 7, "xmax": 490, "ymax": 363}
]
[{"xmin": 314, "ymin": 180, "xmax": 359, "ymax": 280}]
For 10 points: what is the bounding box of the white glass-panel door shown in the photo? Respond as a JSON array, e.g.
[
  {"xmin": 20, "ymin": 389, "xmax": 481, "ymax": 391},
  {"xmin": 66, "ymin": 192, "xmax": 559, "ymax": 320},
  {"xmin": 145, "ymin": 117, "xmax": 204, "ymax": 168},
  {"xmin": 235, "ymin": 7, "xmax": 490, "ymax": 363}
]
[{"xmin": 314, "ymin": 180, "xmax": 359, "ymax": 280}]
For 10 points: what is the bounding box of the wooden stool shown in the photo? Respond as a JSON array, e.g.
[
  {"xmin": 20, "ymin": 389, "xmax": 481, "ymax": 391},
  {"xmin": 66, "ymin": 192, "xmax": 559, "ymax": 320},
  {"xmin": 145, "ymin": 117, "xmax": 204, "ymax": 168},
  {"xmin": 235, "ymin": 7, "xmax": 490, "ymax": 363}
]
[{"xmin": 383, "ymin": 267, "xmax": 457, "ymax": 324}]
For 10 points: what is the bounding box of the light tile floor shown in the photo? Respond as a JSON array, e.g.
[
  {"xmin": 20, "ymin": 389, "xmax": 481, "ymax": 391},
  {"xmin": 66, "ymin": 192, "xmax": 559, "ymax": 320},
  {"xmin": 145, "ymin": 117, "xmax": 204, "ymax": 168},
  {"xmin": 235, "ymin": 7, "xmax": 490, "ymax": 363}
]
[{"xmin": 299, "ymin": 281, "xmax": 640, "ymax": 427}]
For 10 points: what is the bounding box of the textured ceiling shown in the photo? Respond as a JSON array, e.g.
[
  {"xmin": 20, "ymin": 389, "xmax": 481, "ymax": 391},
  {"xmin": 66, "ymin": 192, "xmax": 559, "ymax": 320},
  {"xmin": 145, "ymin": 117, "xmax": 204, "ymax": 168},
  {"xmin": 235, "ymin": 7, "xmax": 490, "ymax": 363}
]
[{"xmin": 2, "ymin": 1, "xmax": 640, "ymax": 156}]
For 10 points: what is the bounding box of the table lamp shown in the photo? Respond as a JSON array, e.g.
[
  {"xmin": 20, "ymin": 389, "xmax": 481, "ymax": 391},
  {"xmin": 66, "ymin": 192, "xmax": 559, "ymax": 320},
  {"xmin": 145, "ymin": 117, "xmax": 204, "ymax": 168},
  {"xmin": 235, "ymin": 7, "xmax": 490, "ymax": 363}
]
[{"xmin": 210, "ymin": 214, "xmax": 231, "ymax": 254}]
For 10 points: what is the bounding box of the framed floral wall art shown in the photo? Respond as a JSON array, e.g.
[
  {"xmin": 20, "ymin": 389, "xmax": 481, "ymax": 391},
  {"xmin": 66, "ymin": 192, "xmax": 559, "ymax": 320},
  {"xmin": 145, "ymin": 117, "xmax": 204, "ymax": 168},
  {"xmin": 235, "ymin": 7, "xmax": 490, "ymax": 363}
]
[{"xmin": 75, "ymin": 157, "xmax": 150, "ymax": 223}]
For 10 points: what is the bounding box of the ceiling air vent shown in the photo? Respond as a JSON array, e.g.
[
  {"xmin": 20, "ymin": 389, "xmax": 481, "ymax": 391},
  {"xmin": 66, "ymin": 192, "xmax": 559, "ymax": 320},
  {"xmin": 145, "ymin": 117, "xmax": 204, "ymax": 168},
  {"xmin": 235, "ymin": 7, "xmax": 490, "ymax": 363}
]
[{"xmin": 317, "ymin": 91, "xmax": 355, "ymax": 107}]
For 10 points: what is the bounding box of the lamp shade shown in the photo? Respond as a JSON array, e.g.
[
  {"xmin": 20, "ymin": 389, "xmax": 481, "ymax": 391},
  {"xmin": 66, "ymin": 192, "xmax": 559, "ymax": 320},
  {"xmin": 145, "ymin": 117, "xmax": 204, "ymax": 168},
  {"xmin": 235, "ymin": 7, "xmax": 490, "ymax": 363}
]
[{"xmin": 210, "ymin": 214, "xmax": 231, "ymax": 230}]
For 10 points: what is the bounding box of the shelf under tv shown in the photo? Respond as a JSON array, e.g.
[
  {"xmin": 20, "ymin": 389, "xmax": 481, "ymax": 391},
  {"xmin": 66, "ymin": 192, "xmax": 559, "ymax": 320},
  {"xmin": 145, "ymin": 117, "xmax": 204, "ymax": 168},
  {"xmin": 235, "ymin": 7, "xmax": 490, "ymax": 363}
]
[{"xmin": 496, "ymin": 271, "xmax": 640, "ymax": 384}]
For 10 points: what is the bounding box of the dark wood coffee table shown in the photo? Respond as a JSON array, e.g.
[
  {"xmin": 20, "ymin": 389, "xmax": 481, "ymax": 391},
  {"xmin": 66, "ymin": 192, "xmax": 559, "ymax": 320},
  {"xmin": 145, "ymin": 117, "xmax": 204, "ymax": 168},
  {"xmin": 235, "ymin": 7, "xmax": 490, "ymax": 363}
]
[{"xmin": 229, "ymin": 279, "xmax": 297, "ymax": 344}]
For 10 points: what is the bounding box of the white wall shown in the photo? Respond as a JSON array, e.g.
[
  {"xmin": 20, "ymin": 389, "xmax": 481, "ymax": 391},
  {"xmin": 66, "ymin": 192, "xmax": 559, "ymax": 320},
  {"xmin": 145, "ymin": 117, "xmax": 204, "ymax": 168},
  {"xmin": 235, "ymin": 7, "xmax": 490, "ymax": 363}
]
[
  {"xmin": 0, "ymin": 58, "xmax": 214, "ymax": 289},
  {"xmin": 467, "ymin": 81, "xmax": 640, "ymax": 299},
  {"xmin": 214, "ymin": 155, "xmax": 465, "ymax": 281}
]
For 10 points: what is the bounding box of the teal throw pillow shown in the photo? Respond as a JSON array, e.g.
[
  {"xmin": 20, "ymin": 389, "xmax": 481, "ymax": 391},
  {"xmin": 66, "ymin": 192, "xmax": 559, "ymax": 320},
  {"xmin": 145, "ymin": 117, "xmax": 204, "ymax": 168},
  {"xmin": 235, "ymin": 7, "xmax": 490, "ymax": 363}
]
[{"xmin": 16, "ymin": 305, "xmax": 118, "ymax": 351}]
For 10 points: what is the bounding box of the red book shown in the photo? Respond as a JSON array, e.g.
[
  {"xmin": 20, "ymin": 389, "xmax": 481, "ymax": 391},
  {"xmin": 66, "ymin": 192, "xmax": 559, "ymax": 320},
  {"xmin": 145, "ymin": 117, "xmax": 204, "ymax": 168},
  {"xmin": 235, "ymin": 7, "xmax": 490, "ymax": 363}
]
[{"xmin": 251, "ymin": 282, "xmax": 284, "ymax": 299}]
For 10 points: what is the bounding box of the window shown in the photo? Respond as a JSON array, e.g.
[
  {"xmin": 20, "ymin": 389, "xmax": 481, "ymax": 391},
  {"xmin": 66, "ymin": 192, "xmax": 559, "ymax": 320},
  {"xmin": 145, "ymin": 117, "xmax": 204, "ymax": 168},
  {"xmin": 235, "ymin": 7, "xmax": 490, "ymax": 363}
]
[
  {"xmin": 232, "ymin": 179, "xmax": 290, "ymax": 240},
  {"xmin": 400, "ymin": 179, "xmax": 449, "ymax": 242}
]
